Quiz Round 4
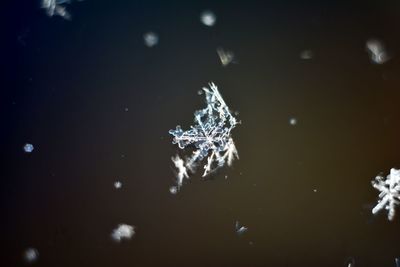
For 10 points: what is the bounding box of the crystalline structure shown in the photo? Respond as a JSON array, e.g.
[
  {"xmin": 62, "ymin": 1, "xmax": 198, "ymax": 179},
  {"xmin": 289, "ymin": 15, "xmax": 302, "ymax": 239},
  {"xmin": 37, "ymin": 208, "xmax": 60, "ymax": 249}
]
[
  {"xmin": 217, "ymin": 48, "xmax": 235, "ymax": 66},
  {"xmin": 143, "ymin": 32, "xmax": 159, "ymax": 47},
  {"xmin": 111, "ymin": 224, "xmax": 135, "ymax": 242},
  {"xmin": 41, "ymin": 0, "xmax": 80, "ymax": 20},
  {"xmin": 200, "ymin": 10, "xmax": 216, "ymax": 27},
  {"xmin": 23, "ymin": 143, "xmax": 34, "ymax": 153},
  {"xmin": 235, "ymin": 220, "xmax": 248, "ymax": 235},
  {"xmin": 371, "ymin": 168, "xmax": 400, "ymax": 221},
  {"xmin": 366, "ymin": 39, "xmax": 390, "ymax": 64},
  {"xmin": 23, "ymin": 248, "xmax": 39, "ymax": 263},
  {"xmin": 169, "ymin": 83, "xmax": 239, "ymax": 190}
]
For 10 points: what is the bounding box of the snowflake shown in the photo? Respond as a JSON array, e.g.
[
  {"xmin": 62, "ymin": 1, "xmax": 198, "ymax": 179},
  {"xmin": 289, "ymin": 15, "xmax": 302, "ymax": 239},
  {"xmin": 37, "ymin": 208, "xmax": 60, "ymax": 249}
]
[
  {"xmin": 217, "ymin": 47, "xmax": 236, "ymax": 66},
  {"xmin": 371, "ymin": 168, "xmax": 400, "ymax": 221},
  {"xmin": 143, "ymin": 32, "xmax": 159, "ymax": 47},
  {"xmin": 23, "ymin": 143, "xmax": 34, "ymax": 153},
  {"xmin": 41, "ymin": 0, "xmax": 83, "ymax": 20},
  {"xmin": 235, "ymin": 220, "xmax": 248, "ymax": 235},
  {"xmin": 200, "ymin": 10, "xmax": 216, "ymax": 27},
  {"xmin": 169, "ymin": 83, "xmax": 239, "ymax": 190},
  {"xmin": 111, "ymin": 224, "xmax": 135, "ymax": 242}
]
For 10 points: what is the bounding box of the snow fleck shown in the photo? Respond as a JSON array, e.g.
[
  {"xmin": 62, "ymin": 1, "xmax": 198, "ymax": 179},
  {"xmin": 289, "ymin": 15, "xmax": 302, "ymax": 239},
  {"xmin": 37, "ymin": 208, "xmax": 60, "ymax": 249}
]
[
  {"xmin": 217, "ymin": 47, "xmax": 235, "ymax": 66},
  {"xmin": 289, "ymin": 117, "xmax": 297, "ymax": 125},
  {"xmin": 313, "ymin": 189, "xmax": 317, "ymax": 193},
  {"xmin": 23, "ymin": 143, "xmax": 34, "ymax": 153},
  {"xmin": 235, "ymin": 220, "xmax": 248, "ymax": 235},
  {"xmin": 169, "ymin": 186, "xmax": 178, "ymax": 194},
  {"xmin": 395, "ymin": 258, "xmax": 400, "ymax": 267},
  {"xmin": 371, "ymin": 168, "xmax": 400, "ymax": 221},
  {"xmin": 124, "ymin": 107, "xmax": 129, "ymax": 112},
  {"xmin": 114, "ymin": 181, "xmax": 122, "ymax": 189},
  {"xmin": 111, "ymin": 224, "xmax": 135, "ymax": 242},
  {"xmin": 169, "ymin": 83, "xmax": 239, "ymax": 190},
  {"xmin": 366, "ymin": 39, "xmax": 390, "ymax": 64},
  {"xmin": 41, "ymin": 0, "xmax": 73, "ymax": 20},
  {"xmin": 143, "ymin": 32, "xmax": 159, "ymax": 47},
  {"xmin": 300, "ymin": 49, "xmax": 313, "ymax": 60},
  {"xmin": 23, "ymin": 248, "xmax": 39, "ymax": 263},
  {"xmin": 200, "ymin": 10, "xmax": 216, "ymax": 26}
]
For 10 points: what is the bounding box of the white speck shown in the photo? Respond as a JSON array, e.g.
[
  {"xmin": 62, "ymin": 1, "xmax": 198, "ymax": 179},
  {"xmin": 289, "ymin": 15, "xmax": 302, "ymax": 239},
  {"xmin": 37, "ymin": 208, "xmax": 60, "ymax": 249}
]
[
  {"xmin": 235, "ymin": 220, "xmax": 248, "ymax": 235},
  {"xmin": 366, "ymin": 39, "xmax": 390, "ymax": 64},
  {"xmin": 23, "ymin": 143, "xmax": 34, "ymax": 153},
  {"xmin": 124, "ymin": 107, "xmax": 129, "ymax": 112},
  {"xmin": 200, "ymin": 10, "xmax": 216, "ymax": 27},
  {"xmin": 395, "ymin": 258, "xmax": 400, "ymax": 267},
  {"xmin": 169, "ymin": 186, "xmax": 178, "ymax": 194},
  {"xmin": 114, "ymin": 181, "xmax": 122, "ymax": 189},
  {"xmin": 23, "ymin": 248, "xmax": 39, "ymax": 263},
  {"xmin": 111, "ymin": 224, "xmax": 135, "ymax": 242},
  {"xmin": 289, "ymin": 117, "xmax": 297, "ymax": 125},
  {"xmin": 313, "ymin": 189, "xmax": 317, "ymax": 193},
  {"xmin": 224, "ymin": 175, "xmax": 228, "ymax": 179},
  {"xmin": 300, "ymin": 49, "xmax": 313, "ymax": 60},
  {"xmin": 197, "ymin": 90, "xmax": 203, "ymax": 95},
  {"xmin": 143, "ymin": 32, "xmax": 159, "ymax": 47}
]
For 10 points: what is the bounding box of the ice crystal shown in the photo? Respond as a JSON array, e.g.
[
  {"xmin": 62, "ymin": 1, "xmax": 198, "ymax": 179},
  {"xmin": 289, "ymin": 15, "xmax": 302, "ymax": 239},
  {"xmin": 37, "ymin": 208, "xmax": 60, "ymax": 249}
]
[
  {"xmin": 23, "ymin": 248, "xmax": 39, "ymax": 263},
  {"xmin": 114, "ymin": 181, "xmax": 122, "ymax": 189},
  {"xmin": 169, "ymin": 83, "xmax": 239, "ymax": 189},
  {"xmin": 143, "ymin": 32, "xmax": 159, "ymax": 47},
  {"xmin": 366, "ymin": 39, "xmax": 390, "ymax": 64},
  {"xmin": 111, "ymin": 224, "xmax": 135, "ymax": 242},
  {"xmin": 235, "ymin": 220, "xmax": 248, "ymax": 235},
  {"xmin": 371, "ymin": 168, "xmax": 400, "ymax": 221},
  {"xmin": 41, "ymin": 0, "xmax": 83, "ymax": 20},
  {"xmin": 300, "ymin": 49, "xmax": 313, "ymax": 60},
  {"xmin": 23, "ymin": 143, "xmax": 34, "ymax": 153},
  {"xmin": 217, "ymin": 48, "xmax": 236, "ymax": 66},
  {"xmin": 200, "ymin": 10, "xmax": 216, "ymax": 27}
]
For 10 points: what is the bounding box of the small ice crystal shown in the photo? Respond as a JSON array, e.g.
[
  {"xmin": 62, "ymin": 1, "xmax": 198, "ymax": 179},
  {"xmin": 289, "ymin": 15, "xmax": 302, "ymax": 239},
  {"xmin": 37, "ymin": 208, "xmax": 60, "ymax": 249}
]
[
  {"xmin": 235, "ymin": 220, "xmax": 248, "ymax": 235},
  {"xmin": 217, "ymin": 47, "xmax": 235, "ymax": 66},
  {"xmin": 395, "ymin": 258, "xmax": 400, "ymax": 267},
  {"xmin": 114, "ymin": 181, "xmax": 122, "ymax": 189},
  {"xmin": 200, "ymin": 10, "xmax": 216, "ymax": 27},
  {"xmin": 143, "ymin": 32, "xmax": 159, "ymax": 47},
  {"xmin": 41, "ymin": 0, "xmax": 74, "ymax": 20},
  {"xmin": 111, "ymin": 224, "xmax": 135, "ymax": 242},
  {"xmin": 23, "ymin": 143, "xmax": 34, "ymax": 153},
  {"xmin": 371, "ymin": 168, "xmax": 400, "ymax": 221},
  {"xmin": 169, "ymin": 83, "xmax": 239, "ymax": 189},
  {"xmin": 169, "ymin": 186, "xmax": 178, "ymax": 194},
  {"xmin": 289, "ymin": 117, "xmax": 297, "ymax": 125},
  {"xmin": 366, "ymin": 39, "xmax": 390, "ymax": 64},
  {"xmin": 300, "ymin": 49, "xmax": 313, "ymax": 60},
  {"xmin": 23, "ymin": 248, "xmax": 39, "ymax": 263}
]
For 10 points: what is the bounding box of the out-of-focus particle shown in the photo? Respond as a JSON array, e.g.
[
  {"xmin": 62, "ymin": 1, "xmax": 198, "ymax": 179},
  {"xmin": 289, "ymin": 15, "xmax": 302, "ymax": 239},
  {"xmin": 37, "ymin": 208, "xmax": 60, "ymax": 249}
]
[
  {"xmin": 217, "ymin": 47, "xmax": 235, "ymax": 66},
  {"xmin": 23, "ymin": 143, "xmax": 34, "ymax": 153},
  {"xmin": 111, "ymin": 224, "xmax": 135, "ymax": 242},
  {"xmin": 23, "ymin": 248, "xmax": 39, "ymax": 263},
  {"xmin": 114, "ymin": 181, "xmax": 122, "ymax": 189},
  {"xmin": 300, "ymin": 49, "xmax": 313, "ymax": 60},
  {"xmin": 169, "ymin": 186, "xmax": 178, "ymax": 194},
  {"xmin": 313, "ymin": 188, "xmax": 317, "ymax": 193},
  {"xmin": 124, "ymin": 107, "xmax": 129, "ymax": 112},
  {"xmin": 345, "ymin": 257, "xmax": 355, "ymax": 267},
  {"xmin": 395, "ymin": 258, "xmax": 400, "ymax": 267},
  {"xmin": 366, "ymin": 39, "xmax": 390, "ymax": 64},
  {"xmin": 200, "ymin": 10, "xmax": 216, "ymax": 27},
  {"xmin": 235, "ymin": 220, "xmax": 248, "ymax": 235},
  {"xmin": 143, "ymin": 32, "xmax": 159, "ymax": 47},
  {"xmin": 41, "ymin": 0, "xmax": 73, "ymax": 20},
  {"xmin": 289, "ymin": 117, "xmax": 297, "ymax": 126}
]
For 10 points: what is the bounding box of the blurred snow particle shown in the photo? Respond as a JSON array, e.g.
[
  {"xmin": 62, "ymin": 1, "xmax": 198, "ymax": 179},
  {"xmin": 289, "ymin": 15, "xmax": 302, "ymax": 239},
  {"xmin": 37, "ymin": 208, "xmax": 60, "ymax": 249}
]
[
  {"xmin": 366, "ymin": 39, "xmax": 390, "ymax": 64},
  {"xmin": 313, "ymin": 188, "xmax": 317, "ymax": 193},
  {"xmin": 217, "ymin": 47, "xmax": 235, "ymax": 66},
  {"xmin": 345, "ymin": 257, "xmax": 355, "ymax": 267},
  {"xmin": 171, "ymin": 155, "xmax": 189, "ymax": 188},
  {"xmin": 23, "ymin": 143, "xmax": 34, "ymax": 153},
  {"xmin": 200, "ymin": 10, "xmax": 216, "ymax": 27},
  {"xmin": 169, "ymin": 186, "xmax": 178, "ymax": 194},
  {"xmin": 114, "ymin": 181, "xmax": 122, "ymax": 189},
  {"xmin": 235, "ymin": 220, "xmax": 248, "ymax": 235},
  {"xmin": 111, "ymin": 224, "xmax": 135, "ymax": 242},
  {"xmin": 289, "ymin": 117, "xmax": 297, "ymax": 126},
  {"xmin": 41, "ymin": 0, "xmax": 73, "ymax": 20},
  {"xmin": 395, "ymin": 258, "xmax": 400, "ymax": 267},
  {"xmin": 23, "ymin": 248, "xmax": 39, "ymax": 263},
  {"xmin": 371, "ymin": 168, "xmax": 400, "ymax": 221},
  {"xmin": 300, "ymin": 49, "xmax": 313, "ymax": 60},
  {"xmin": 143, "ymin": 32, "xmax": 159, "ymax": 47}
]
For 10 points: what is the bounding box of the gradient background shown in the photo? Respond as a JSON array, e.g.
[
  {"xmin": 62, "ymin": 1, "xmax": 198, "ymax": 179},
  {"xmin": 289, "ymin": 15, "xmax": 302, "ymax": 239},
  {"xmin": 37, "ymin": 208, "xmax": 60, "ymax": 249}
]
[{"xmin": 3, "ymin": 0, "xmax": 400, "ymax": 266}]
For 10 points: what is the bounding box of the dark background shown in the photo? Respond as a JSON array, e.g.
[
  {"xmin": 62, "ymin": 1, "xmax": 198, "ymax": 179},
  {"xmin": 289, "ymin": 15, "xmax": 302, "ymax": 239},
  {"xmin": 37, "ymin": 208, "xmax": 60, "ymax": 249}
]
[{"xmin": 2, "ymin": 0, "xmax": 400, "ymax": 266}]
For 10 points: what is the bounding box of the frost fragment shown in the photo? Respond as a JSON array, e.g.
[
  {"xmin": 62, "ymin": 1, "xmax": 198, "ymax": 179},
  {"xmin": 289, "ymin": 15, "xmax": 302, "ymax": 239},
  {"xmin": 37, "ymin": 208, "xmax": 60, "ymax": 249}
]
[
  {"xmin": 371, "ymin": 168, "xmax": 400, "ymax": 221},
  {"xmin": 235, "ymin": 220, "xmax": 248, "ymax": 235},
  {"xmin": 23, "ymin": 248, "xmax": 39, "ymax": 263},
  {"xmin": 114, "ymin": 181, "xmax": 122, "ymax": 189},
  {"xmin": 366, "ymin": 39, "xmax": 390, "ymax": 64},
  {"xmin": 217, "ymin": 47, "xmax": 236, "ymax": 66},
  {"xmin": 169, "ymin": 186, "xmax": 178, "ymax": 194},
  {"xmin": 300, "ymin": 49, "xmax": 313, "ymax": 60},
  {"xmin": 111, "ymin": 224, "xmax": 135, "ymax": 242},
  {"xmin": 169, "ymin": 83, "xmax": 239, "ymax": 190},
  {"xmin": 41, "ymin": 0, "xmax": 78, "ymax": 20},
  {"xmin": 23, "ymin": 143, "xmax": 34, "ymax": 153},
  {"xmin": 289, "ymin": 117, "xmax": 297, "ymax": 126},
  {"xmin": 200, "ymin": 10, "xmax": 216, "ymax": 27},
  {"xmin": 143, "ymin": 32, "xmax": 159, "ymax": 47}
]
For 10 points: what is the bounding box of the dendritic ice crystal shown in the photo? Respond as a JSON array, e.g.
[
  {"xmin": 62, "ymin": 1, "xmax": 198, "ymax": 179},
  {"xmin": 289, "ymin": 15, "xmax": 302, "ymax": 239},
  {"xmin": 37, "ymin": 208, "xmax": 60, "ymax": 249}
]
[
  {"xmin": 371, "ymin": 168, "xmax": 400, "ymax": 221},
  {"xmin": 169, "ymin": 83, "xmax": 239, "ymax": 191}
]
